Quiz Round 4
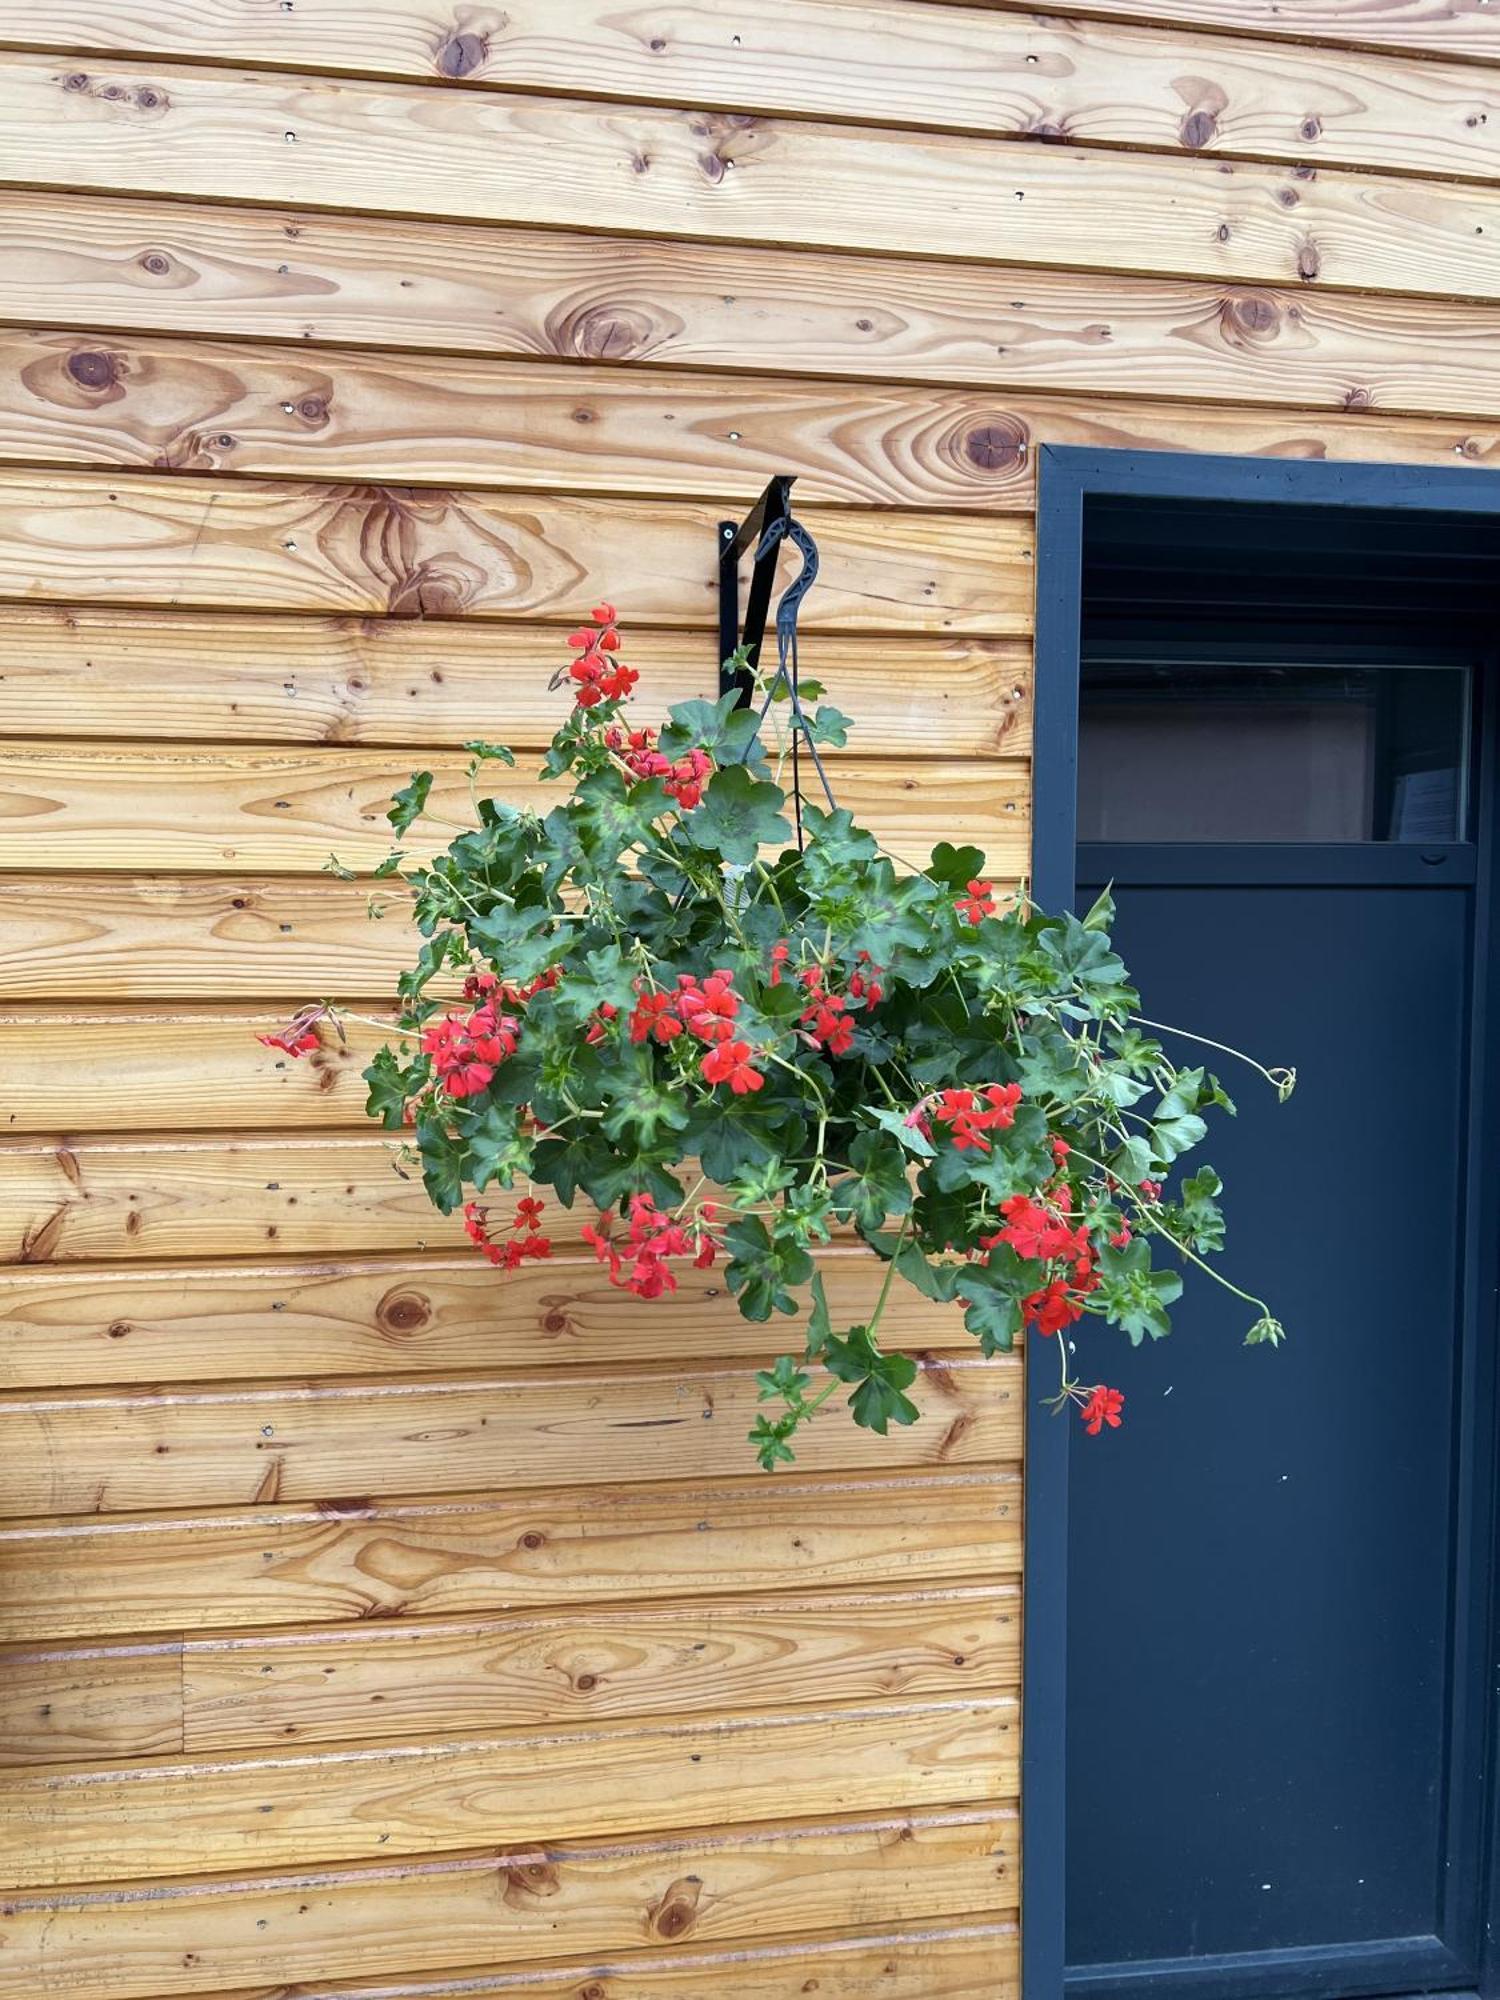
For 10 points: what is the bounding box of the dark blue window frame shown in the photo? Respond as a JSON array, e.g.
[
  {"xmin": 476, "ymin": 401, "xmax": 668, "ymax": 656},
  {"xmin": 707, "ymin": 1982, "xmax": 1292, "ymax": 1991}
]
[{"xmin": 1029, "ymin": 447, "xmax": 1500, "ymax": 2000}]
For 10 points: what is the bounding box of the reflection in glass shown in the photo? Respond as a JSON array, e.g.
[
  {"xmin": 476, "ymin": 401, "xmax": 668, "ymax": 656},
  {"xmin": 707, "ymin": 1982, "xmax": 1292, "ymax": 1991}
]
[{"xmin": 1077, "ymin": 662, "xmax": 1468, "ymax": 844}]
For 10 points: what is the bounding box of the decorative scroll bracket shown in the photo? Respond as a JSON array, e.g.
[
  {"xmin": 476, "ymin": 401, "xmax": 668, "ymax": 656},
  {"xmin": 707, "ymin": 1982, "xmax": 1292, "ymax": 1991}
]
[
  {"xmin": 716, "ymin": 474, "xmax": 831, "ymax": 851},
  {"xmin": 718, "ymin": 474, "xmax": 796, "ymax": 708}
]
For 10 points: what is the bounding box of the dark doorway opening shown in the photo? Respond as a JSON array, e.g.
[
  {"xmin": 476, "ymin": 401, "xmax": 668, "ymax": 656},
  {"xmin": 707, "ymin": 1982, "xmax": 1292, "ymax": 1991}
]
[{"xmin": 1030, "ymin": 456, "xmax": 1500, "ymax": 2000}]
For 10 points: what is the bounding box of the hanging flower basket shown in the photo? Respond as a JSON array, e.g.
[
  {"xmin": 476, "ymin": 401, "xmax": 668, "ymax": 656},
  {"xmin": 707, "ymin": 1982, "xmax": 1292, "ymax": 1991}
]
[{"xmin": 267, "ymin": 603, "xmax": 1288, "ymax": 1469}]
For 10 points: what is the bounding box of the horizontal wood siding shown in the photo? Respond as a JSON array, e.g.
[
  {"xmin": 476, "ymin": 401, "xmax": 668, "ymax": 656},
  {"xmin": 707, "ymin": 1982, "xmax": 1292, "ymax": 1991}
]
[{"xmin": 0, "ymin": 0, "xmax": 1492, "ymax": 1992}]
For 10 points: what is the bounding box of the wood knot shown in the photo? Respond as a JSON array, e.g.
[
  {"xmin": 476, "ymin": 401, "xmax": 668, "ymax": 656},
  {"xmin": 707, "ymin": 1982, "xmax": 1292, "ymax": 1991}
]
[
  {"xmin": 292, "ymin": 394, "xmax": 329, "ymax": 427},
  {"xmin": 66, "ymin": 349, "xmax": 118, "ymax": 391},
  {"xmin": 376, "ymin": 1286, "xmax": 431, "ymax": 1335},
  {"xmin": 698, "ymin": 152, "xmax": 726, "ymax": 183},
  {"xmin": 1342, "ymin": 386, "xmax": 1373, "ymax": 411},
  {"xmin": 1296, "ymin": 239, "xmax": 1322, "ymax": 282},
  {"xmin": 1276, "ymin": 185, "xmax": 1300, "ymax": 208},
  {"xmin": 1220, "ymin": 291, "xmax": 1281, "ymax": 342},
  {"xmin": 579, "ymin": 1985, "xmax": 609, "ymax": 2000},
  {"xmin": 107, "ymin": 1320, "xmax": 131, "ymax": 1339},
  {"xmin": 139, "ymin": 250, "xmax": 173, "ymax": 276},
  {"xmin": 550, "ymin": 302, "xmax": 660, "ymax": 363},
  {"xmin": 519, "ymin": 1530, "xmax": 546, "ymax": 1550},
  {"xmin": 1300, "ymin": 116, "xmax": 1322, "ymax": 141},
  {"xmin": 574, "ymin": 1671, "xmax": 598, "ymax": 1691},
  {"xmin": 435, "ymin": 30, "xmax": 488, "ymax": 78},
  {"xmin": 649, "ymin": 1875, "xmax": 703, "ymax": 1940},
  {"xmin": 961, "ymin": 417, "xmax": 1029, "ymax": 473},
  {"xmin": 1179, "ymin": 108, "xmax": 1218, "ymax": 150},
  {"xmin": 500, "ymin": 1857, "xmax": 561, "ymax": 1906}
]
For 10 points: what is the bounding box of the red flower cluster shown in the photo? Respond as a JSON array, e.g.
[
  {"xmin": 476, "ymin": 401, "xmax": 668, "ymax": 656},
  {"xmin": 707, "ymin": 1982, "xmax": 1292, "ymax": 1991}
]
[
  {"xmin": 1080, "ymin": 1383, "xmax": 1124, "ymax": 1434},
  {"xmin": 849, "ymin": 951, "xmax": 884, "ymax": 1006},
  {"xmin": 955, "ymin": 879, "xmax": 997, "ymax": 924},
  {"xmin": 583, "ymin": 1194, "xmax": 721, "ymax": 1298},
  {"xmin": 567, "ymin": 604, "xmax": 637, "ymax": 707},
  {"xmin": 629, "ymin": 988, "xmax": 684, "ymax": 1044},
  {"xmin": 422, "ymin": 994, "xmax": 521, "ymax": 1098},
  {"xmin": 981, "ymin": 1188, "xmax": 1103, "ymax": 1337},
  {"xmin": 674, "ymin": 970, "xmax": 766, "ymax": 1092},
  {"xmin": 799, "ymin": 964, "xmax": 855, "ymax": 1057},
  {"xmin": 463, "ymin": 1196, "xmax": 552, "ymax": 1269},
  {"xmin": 605, "ymin": 724, "xmax": 714, "ymax": 810},
  {"xmin": 909, "ymin": 1083, "xmax": 1022, "ymax": 1152}
]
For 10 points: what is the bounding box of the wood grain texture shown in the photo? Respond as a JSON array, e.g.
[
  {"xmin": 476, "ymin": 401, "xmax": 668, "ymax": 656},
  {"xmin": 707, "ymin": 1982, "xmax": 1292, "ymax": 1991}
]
[
  {"xmin": 7, "ymin": 56, "xmax": 1500, "ymax": 299},
  {"xmin": 961, "ymin": 0, "xmax": 1500, "ymax": 67},
  {"xmin": 0, "ymin": 1696, "xmax": 1017, "ymax": 1885},
  {"xmin": 0, "ymin": 470, "xmax": 1032, "ymax": 623},
  {"xmin": 0, "ymin": 870, "xmax": 1035, "ymax": 1004},
  {"xmin": 0, "ymin": 1006, "xmax": 392, "ymax": 1134},
  {"xmin": 0, "ymin": 1811, "xmax": 1015, "ymax": 1999},
  {"xmin": 3, "ymin": 0, "xmax": 1499, "ymax": 180},
  {"xmin": 0, "ymin": 326, "xmax": 1040, "ymax": 509},
  {"xmin": 0, "ymin": 609, "xmax": 1030, "ymax": 756},
  {"xmin": 21, "ymin": 1917, "xmax": 1020, "ymax": 2000},
  {"xmin": 0, "ymin": 1249, "xmax": 973, "ymax": 1386},
  {"xmin": 0, "ymin": 1584, "xmax": 1016, "ymax": 1762},
  {"xmin": 0, "ymin": 1356, "xmax": 1018, "ymax": 1516},
  {"xmin": 0, "ymin": 1470, "xmax": 1021, "ymax": 1640},
  {"xmin": 0, "ymin": 875, "xmax": 436, "ymax": 1002},
  {"xmin": 0, "ymin": 742, "xmax": 1028, "ymax": 874},
  {"xmin": 9, "ymin": 314, "xmax": 1500, "ymax": 498},
  {"xmin": 15, "ymin": 193, "xmax": 1500, "ymax": 429}
]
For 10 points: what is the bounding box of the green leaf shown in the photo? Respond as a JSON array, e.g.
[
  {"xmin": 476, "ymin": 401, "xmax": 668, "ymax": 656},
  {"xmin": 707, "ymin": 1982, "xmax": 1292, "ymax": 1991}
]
[
  {"xmin": 463, "ymin": 740, "xmax": 516, "ymax": 767},
  {"xmin": 363, "ymin": 1045, "xmax": 414, "ymax": 1132},
  {"xmin": 926, "ymin": 841, "xmax": 988, "ymax": 890},
  {"xmin": 804, "ymin": 703, "xmax": 852, "ymax": 748},
  {"xmin": 415, "ymin": 1117, "xmax": 465, "ymax": 1214},
  {"xmin": 954, "ymin": 1265, "xmax": 1025, "ymax": 1356},
  {"xmin": 823, "ymin": 1325, "xmax": 920, "ymax": 1435},
  {"xmin": 1094, "ymin": 1237, "xmax": 1183, "ymax": 1345},
  {"xmin": 458, "ymin": 1100, "xmax": 532, "ymax": 1193},
  {"xmin": 681, "ymin": 765, "xmax": 790, "ymax": 865},
  {"xmin": 724, "ymin": 1215, "xmax": 813, "ymax": 1321},
  {"xmin": 866, "ymin": 1103, "xmax": 936, "ymax": 1159},
  {"xmin": 1172, "ymin": 1165, "xmax": 1225, "ymax": 1254},
  {"xmin": 658, "ymin": 692, "xmax": 768, "ymax": 772},
  {"xmin": 830, "ymin": 1129, "xmax": 912, "ymax": 1233},
  {"xmin": 388, "ymin": 771, "xmax": 433, "ymax": 836}
]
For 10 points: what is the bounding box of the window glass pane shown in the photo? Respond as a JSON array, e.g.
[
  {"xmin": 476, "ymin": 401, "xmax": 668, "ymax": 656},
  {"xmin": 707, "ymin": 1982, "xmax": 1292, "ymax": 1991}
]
[{"xmin": 1077, "ymin": 662, "xmax": 1467, "ymax": 843}]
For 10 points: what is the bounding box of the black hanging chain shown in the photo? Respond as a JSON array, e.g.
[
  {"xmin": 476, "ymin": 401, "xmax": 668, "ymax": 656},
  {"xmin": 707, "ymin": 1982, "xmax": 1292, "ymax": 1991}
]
[{"xmin": 719, "ymin": 476, "xmax": 833, "ymax": 853}]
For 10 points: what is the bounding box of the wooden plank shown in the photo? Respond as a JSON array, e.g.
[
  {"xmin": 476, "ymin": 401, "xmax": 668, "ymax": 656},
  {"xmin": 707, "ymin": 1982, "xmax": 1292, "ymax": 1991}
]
[
  {"xmin": 0, "ymin": 1356, "xmax": 1018, "ymax": 1516},
  {"xmin": 0, "ymin": 1130, "xmax": 471, "ymax": 1262},
  {"xmin": 4, "ymin": 1, "xmax": 1499, "ymax": 182},
  {"xmin": 949, "ymin": 0, "xmax": 1500, "ymax": 68},
  {"xmin": 0, "ymin": 1469, "xmax": 1021, "ymax": 1641},
  {"xmin": 0, "ymin": 471, "xmax": 1031, "ymax": 624},
  {"xmin": 0, "ymin": 1583, "xmax": 1016, "ymax": 1762},
  {"xmin": 0, "ymin": 863, "xmax": 1040, "ymax": 1004},
  {"xmin": 0, "ymin": 1811, "xmax": 1016, "ymax": 2000},
  {"xmin": 7, "ymin": 313, "xmax": 1500, "ymax": 503},
  {"xmin": 0, "ymin": 1249, "xmax": 974, "ymax": 1386},
  {"xmin": 0, "ymin": 611, "xmax": 1030, "ymax": 757},
  {"xmin": 0, "ymin": 1696, "xmax": 1017, "ymax": 1885},
  {"xmin": 0, "ymin": 327, "xmax": 1041, "ymax": 509},
  {"xmin": 13, "ymin": 195, "xmax": 1500, "ymax": 430},
  {"xmin": 0, "ymin": 876, "xmax": 437, "ymax": 1003},
  {"xmin": 0, "ymin": 742, "xmax": 1029, "ymax": 874},
  {"xmin": 0, "ymin": 1636, "xmax": 181, "ymax": 1765},
  {"xmin": 7, "ymin": 56, "xmax": 1500, "ymax": 300},
  {"xmin": 23, "ymin": 1918, "xmax": 1020, "ymax": 2000},
  {"xmin": 0, "ymin": 1006, "xmax": 393, "ymax": 1134}
]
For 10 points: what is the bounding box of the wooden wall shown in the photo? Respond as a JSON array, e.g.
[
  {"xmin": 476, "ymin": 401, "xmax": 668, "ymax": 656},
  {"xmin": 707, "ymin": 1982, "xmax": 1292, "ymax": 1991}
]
[{"xmin": 0, "ymin": 3, "xmax": 1495, "ymax": 1994}]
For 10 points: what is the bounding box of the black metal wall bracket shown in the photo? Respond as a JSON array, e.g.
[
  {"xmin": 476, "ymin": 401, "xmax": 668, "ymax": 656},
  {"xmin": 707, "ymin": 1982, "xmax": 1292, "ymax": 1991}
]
[{"xmin": 718, "ymin": 474, "xmax": 796, "ymax": 707}]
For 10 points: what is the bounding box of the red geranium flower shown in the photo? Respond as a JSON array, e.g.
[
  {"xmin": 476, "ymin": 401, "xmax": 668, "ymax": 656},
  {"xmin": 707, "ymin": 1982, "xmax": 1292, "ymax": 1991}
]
[
  {"xmin": 955, "ymin": 879, "xmax": 997, "ymax": 924},
  {"xmin": 1080, "ymin": 1384, "xmax": 1125, "ymax": 1434},
  {"xmin": 701, "ymin": 1038, "xmax": 764, "ymax": 1093}
]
